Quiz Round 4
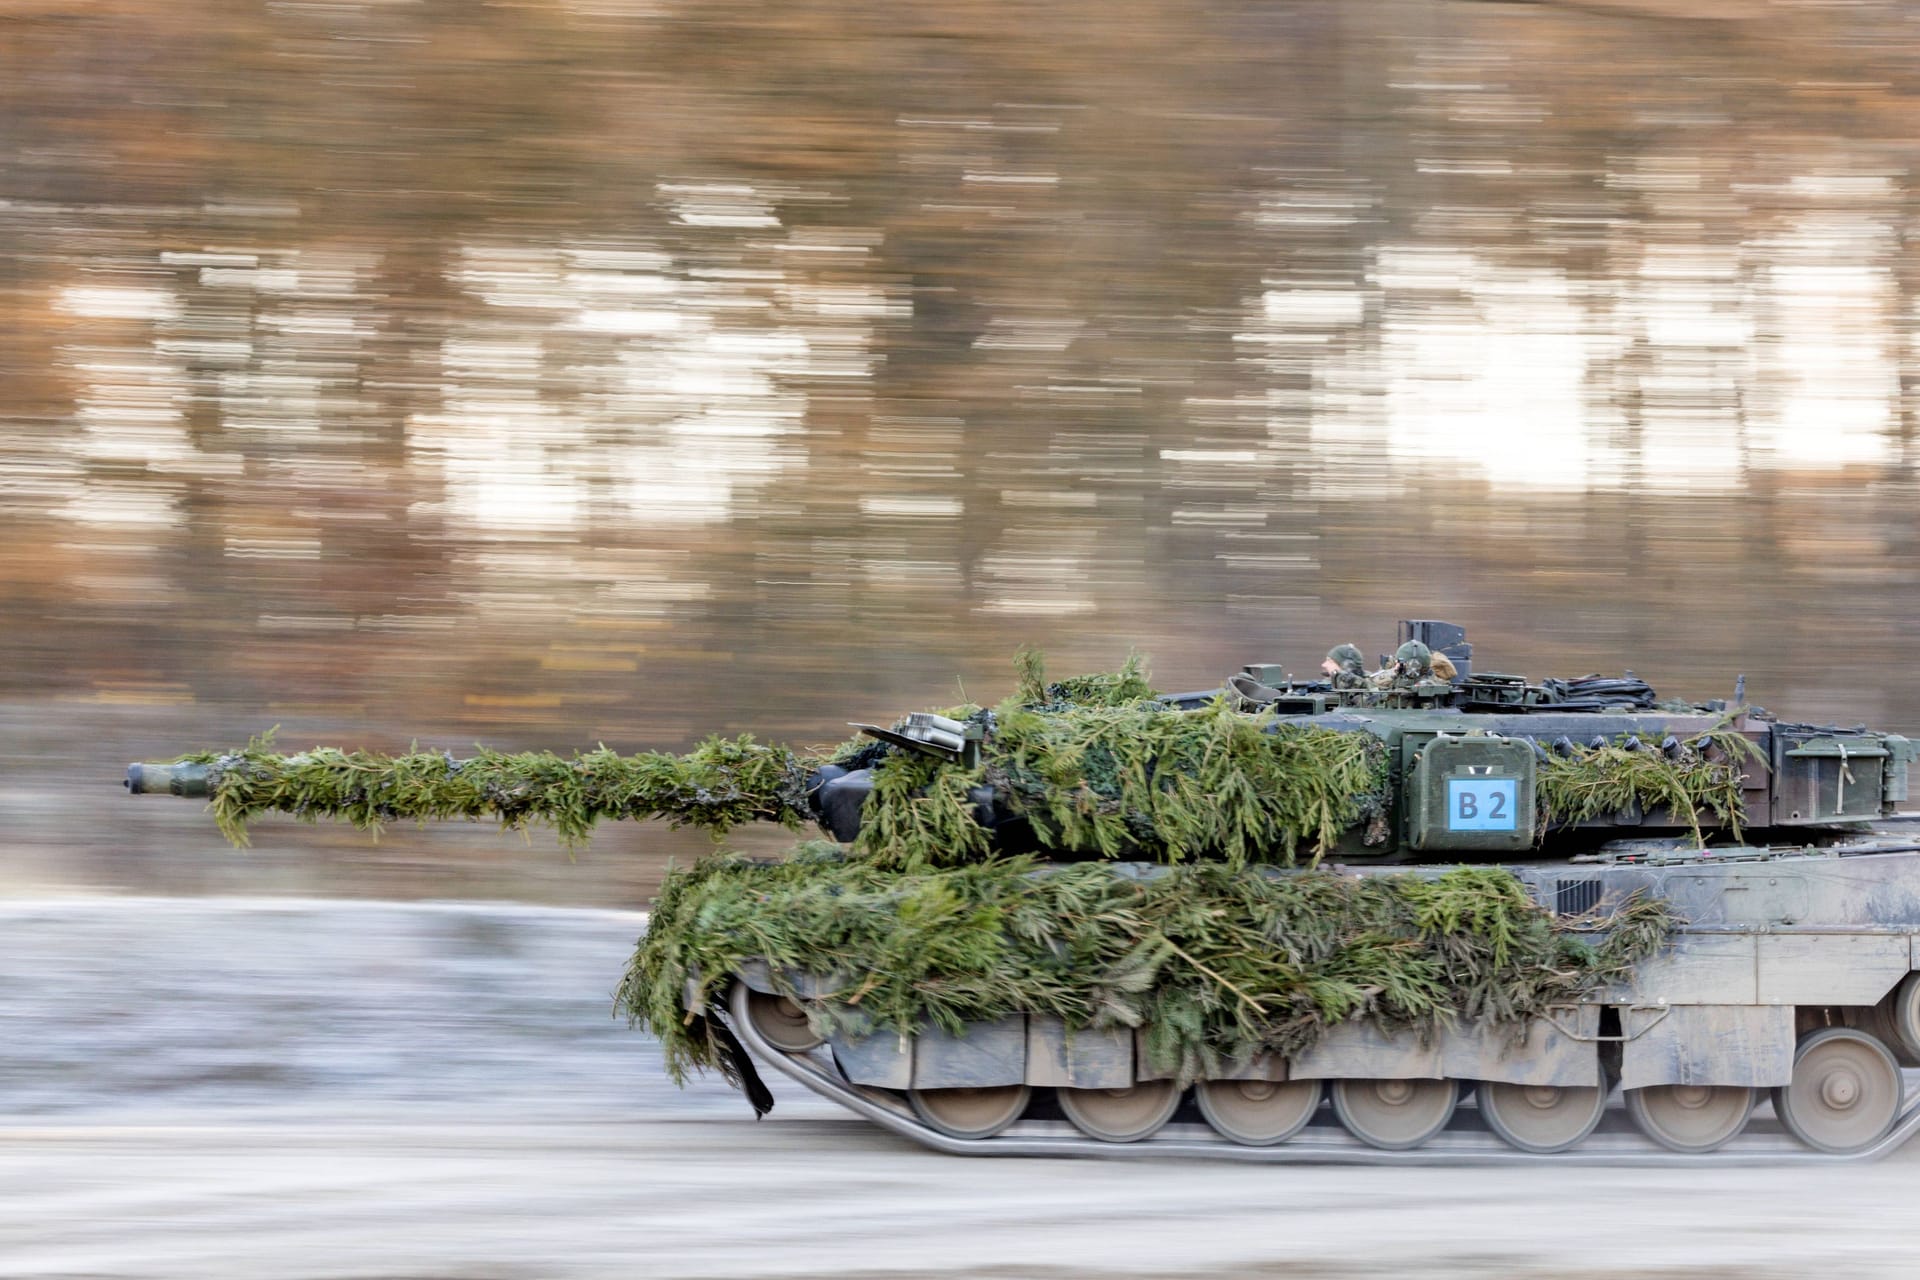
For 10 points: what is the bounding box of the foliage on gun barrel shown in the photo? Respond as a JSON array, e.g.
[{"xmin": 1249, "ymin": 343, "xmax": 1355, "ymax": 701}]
[
  {"xmin": 622, "ymin": 847, "xmax": 1676, "ymax": 1087},
  {"xmin": 185, "ymin": 733, "xmax": 814, "ymax": 847}
]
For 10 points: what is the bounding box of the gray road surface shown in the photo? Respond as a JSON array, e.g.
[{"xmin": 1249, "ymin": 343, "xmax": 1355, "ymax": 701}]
[{"xmin": 4, "ymin": 898, "xmax": 1918, "ymax": 1280}]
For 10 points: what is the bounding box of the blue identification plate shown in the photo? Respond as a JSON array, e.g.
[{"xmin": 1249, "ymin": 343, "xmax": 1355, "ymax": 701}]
[{"xmin": 1446, "ymin": 777, "xmax": 1517, "ymax": 831}]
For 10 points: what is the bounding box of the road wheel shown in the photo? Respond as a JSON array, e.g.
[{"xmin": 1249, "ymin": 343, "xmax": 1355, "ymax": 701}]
[
  {"xmin": 1196, "ymin": 1078, "xmax": 1322, "ymax": 1146},
  {"xmin": 909, "ymin": 1085, "xmax": 1031, "ymax": 1140},
  {"xmin": 1477, "ymin": 1080, "xmax": 1607, "ymax": 1154},
  {"xmin": 745, "ymin": 991, "xmax": 822, "ymax": 1053},
  {"xmin": 1625, "ymin": 1083, "xmax": 1753, "ymax": 1153},
  {"xmin": 1331, "ymin": 1077, "xmax": 1458, "ymax": 1150},
  {"xmin": 1773, "ymin": 1027, "xmax": 1902, "ymax": 1155},
  {"xmin": 1059, "ymin": 1081, "xmax": 1183, "ymax": 1143}
]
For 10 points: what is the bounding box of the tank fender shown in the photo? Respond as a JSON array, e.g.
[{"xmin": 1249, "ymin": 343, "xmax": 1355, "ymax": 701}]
[
  {"xmin": 1127, "ymin": 1030, "xmax": 1289, "ymax": 1083},
  {"xmin": 1620, "ymin": 1004, "xmax": 1794, "ymax": 1089},
  {"xmin": 831, "ymin": 1028, "xmax": 912, "ymax": 1089},
  {"xmin": 1758, "ymin": 934, "xmax": 1911, "ymax": 1006},
  {"xmin": 832, "ymin": 1018, "xmax": 1031, "ymax": 1091},
  {"xmin": 1025, "ymin": 1017, "xmax": 1134, "ymax": 1089},
  {"xmin": 735, "ymin": 959, "xmax": 779, "ymax": 996},
  {"xmin": 1289, "ymin": 1019, "xmax": 1439, "ymax": 1081},
  {"xmin": 1439, "ymin": 1006, "xmax": 1602, "ymax": 1088},
  {"xmin": 733, "ymin": 960, "xmax": 844, "ymax": 1000},
  {"xmin": 911, "ymin": 1015, "xmax": 1027, "ymax": 1089},
  {"xmin": 1210, "ymin": 1050, "xmax": 1289, "ymax": 1083},
  {"xmin": 1288, "ymin": 1011, "xmax": 1600, "ymax": 1088}
]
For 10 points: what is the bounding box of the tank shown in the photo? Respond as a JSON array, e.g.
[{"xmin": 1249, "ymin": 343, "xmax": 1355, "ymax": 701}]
[{"xmin": 126, "ymin": 620, "xmax": 1920, "ymax": 1162}]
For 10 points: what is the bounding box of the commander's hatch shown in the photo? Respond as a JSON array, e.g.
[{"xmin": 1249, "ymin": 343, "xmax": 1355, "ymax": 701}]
[{"xmin": 1400, "ymin": 619, "xmax": 1472, "ymax": 682}]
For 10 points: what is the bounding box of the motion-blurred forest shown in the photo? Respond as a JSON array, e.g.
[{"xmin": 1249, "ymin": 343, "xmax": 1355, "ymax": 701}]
[{"xmin": 2, "ymin": 0, "xmax": 1917, "ymax": 903}]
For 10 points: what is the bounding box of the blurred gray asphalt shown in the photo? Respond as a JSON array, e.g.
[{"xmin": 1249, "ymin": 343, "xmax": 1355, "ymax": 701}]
[{"xmin": 3, "ymin": 898, "xmax": 1918, "ymax": 1280}]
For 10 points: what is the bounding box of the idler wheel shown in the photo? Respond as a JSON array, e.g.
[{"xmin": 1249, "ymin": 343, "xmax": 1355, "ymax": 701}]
[
  {"xmin": 1059, "ymin": 1080, "xmax": 1183, "ymax": 1143},
  {"xmin": 1477, "ymin": 1080, "xmax": 1607, "ymax": 1154},
  {"xmin": 1773, "ymin": 1027, "xmax": 1903, "ymax": 1155},
  {"xmin": 745, "ymin": 991, "xmax": 824, "ymax": 1053},
  {"xmin": 1196, "ymin": 1078, "xmax": 1323, "ymax": 1146},
  {"xmin": 1625, "ymin": 1083, "xmax": 1754, "ymax": 1153},
  {"xmin": 909, "ymin": 1085, "xmax": 1032, "ymax": 1141},
  {"xmin": 1331, "ymin": 1077, "xmax": 1459, "ymax": 1150}
]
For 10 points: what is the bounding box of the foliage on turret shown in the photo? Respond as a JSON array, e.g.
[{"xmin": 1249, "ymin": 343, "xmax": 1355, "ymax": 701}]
[{"xmin": 172, "ymin": 650, "xmax": 1757, "ymax": 864}]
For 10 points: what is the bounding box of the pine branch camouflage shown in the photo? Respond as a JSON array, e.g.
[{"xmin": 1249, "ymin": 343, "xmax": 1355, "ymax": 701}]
[
  {"xmin": 162, "ymin": 650, "xmax": 1726, "ymax": 1099},
  {"xmin": 620, "ymin": 849, "xmax": 1676, "ymax": 1086}
]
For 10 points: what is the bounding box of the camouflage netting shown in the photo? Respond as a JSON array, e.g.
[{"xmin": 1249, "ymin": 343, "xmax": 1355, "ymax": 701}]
[{"xmin": 621, "ymin": 847, "xmax": 1676, "ymax": 1085}]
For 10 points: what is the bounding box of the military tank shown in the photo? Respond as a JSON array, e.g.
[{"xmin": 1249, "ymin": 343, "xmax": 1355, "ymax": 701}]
[{"xmin": 127, "ymin": 620, "xmax": 1920, "ymax": 1162}]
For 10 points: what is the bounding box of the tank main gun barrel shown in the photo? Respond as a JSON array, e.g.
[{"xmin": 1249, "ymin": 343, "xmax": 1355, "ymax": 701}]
[
  {"xmin": 125, "ymin": 761, "xmax": 211, "ymax": 797},
  {"xmin": 122, "ymin": 739, "xmax": 818, "ymax": 847}
]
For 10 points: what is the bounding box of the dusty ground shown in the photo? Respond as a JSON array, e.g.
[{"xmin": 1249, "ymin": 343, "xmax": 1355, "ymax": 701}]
[{"xmin": 4, "ymin": 898, "xmax": 1919, "ymax": 1280}]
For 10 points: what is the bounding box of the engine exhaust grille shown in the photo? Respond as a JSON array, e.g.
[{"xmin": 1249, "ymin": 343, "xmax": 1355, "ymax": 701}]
[{"xmin": 1554, "ymin": 878, "xmax": 1603, "ymax": 918}]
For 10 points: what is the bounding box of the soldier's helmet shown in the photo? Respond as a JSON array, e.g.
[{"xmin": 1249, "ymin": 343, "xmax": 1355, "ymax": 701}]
[
  {"xmin": 1326, "ymin": 643, "xmax": 1365, "ymax": 674},
  {"xmin": 1392, "ymin": 639, "xmax": 1432, "ymax": 673}
]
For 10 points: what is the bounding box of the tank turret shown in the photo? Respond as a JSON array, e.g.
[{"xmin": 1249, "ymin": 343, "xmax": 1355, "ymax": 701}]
[{"xmin": 129, "ymin": 619, "xmax": 1915, "ymax": 864}]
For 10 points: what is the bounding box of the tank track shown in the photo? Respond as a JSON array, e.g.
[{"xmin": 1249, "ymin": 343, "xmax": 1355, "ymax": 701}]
[{"xmin": 726, "ymin": 984, "xmax": 1920, "ymax": 1164}]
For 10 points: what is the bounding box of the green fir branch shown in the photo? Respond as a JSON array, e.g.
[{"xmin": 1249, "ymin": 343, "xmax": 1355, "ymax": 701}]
[
  {"xmin": 1537, "ymin": 725, "xmax": 1762, "ymax": 844},
  {"xmin": 189, "ymin": 731, "xmax": 815, "ymax": 848},
  {"xmin": 620, "ymin": 851, "xmax": 1676, "ymax": 1087}
]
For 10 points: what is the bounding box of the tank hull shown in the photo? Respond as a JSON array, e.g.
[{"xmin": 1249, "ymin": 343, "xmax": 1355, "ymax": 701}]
[{"xmin": 726, "ymin": 831, "xmax": 1920, "ymax": 1159}]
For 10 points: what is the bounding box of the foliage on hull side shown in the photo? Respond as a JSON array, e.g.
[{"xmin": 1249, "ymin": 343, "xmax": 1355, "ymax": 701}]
[{"xmin": 621, "ymin": 847, "xmax": 1675, "ymax": 1086}]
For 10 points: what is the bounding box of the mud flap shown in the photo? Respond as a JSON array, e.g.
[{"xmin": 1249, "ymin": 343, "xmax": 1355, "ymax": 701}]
[{"xmin": 706, "ymin": 1008, "xmax": 775, "ymax": 1118}]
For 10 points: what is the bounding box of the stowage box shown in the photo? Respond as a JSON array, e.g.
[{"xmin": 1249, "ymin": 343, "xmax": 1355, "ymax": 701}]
[{"xmin": 1406, "ymin": 733, "xmax": 1537, "ymax": 852}]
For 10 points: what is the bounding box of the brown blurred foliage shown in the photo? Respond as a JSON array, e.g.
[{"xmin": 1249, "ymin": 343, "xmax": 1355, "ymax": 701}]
[{"xmin": 1, "ymin": 0, "xmax": 1917, "ymax": 900}]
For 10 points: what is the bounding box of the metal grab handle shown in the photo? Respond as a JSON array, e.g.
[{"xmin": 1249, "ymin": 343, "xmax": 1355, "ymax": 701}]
[{"xmin": 1538, "ymin": 1004, "xmax": 1670, "ymax": 1044}]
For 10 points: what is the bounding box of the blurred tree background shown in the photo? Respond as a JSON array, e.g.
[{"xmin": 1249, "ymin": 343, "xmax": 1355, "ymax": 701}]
[{"xmin": 1, "ymin": 0, "xmax": 1916, "ymax": 902}]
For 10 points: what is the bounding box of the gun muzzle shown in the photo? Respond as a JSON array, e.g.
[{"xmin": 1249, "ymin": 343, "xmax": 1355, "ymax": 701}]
[{"xmin": 125, "ymin": 762, "xmax": 211, "ymax": 797}]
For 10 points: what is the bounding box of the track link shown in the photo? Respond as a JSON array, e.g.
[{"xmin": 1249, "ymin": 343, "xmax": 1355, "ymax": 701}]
[{"xmin": 726, "ymin": 985, "xmax": 1920, "ymax": 1165}]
